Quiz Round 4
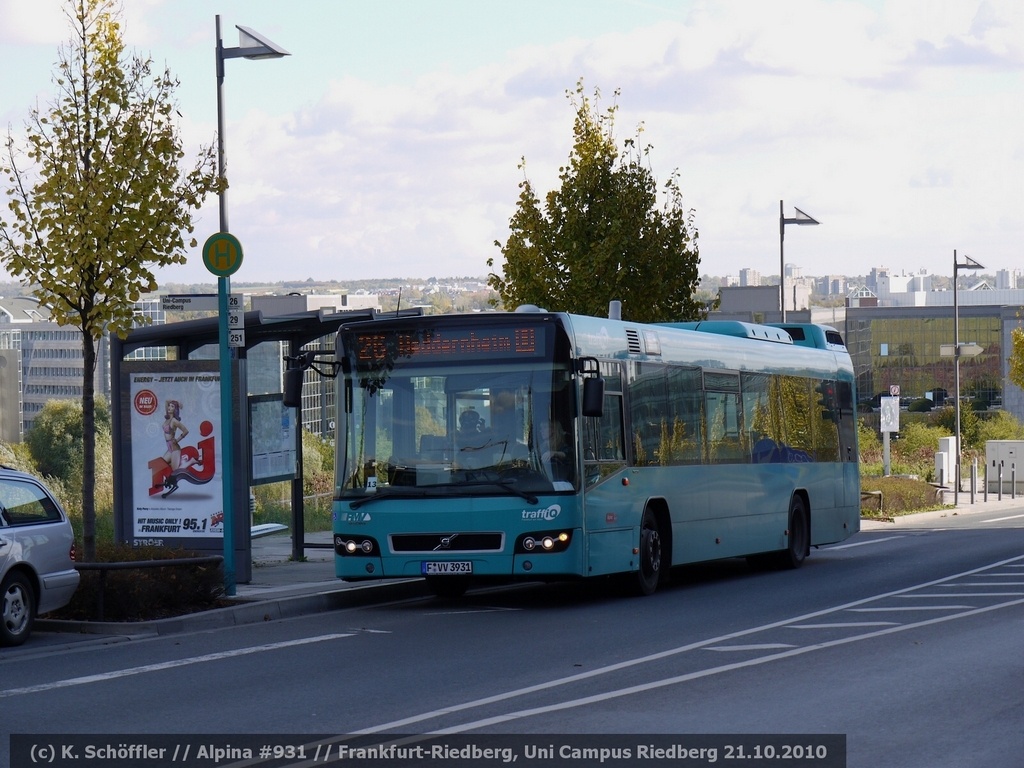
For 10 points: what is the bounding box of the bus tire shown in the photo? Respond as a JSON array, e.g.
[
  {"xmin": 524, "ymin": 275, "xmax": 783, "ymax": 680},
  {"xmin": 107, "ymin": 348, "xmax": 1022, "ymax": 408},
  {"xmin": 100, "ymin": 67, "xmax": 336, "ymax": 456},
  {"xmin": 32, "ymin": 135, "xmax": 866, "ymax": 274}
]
[
  {"xmin": 777, "ymin": 495, "xmax": 809, "ymax": 570},
  {"xmin": 425, "ymin": 576, "xmax": 471, "ymax": 599},
  {"xmin": 634, "ymin": 508, "xmax": 664, "ymax": 596}
]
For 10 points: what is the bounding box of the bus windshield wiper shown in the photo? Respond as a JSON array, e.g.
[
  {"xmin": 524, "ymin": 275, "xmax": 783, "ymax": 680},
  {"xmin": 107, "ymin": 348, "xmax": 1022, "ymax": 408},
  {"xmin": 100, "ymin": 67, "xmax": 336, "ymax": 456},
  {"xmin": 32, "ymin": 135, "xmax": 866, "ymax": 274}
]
[
  {"xmin": 347, "ymin": 479, "xmax": 538, "ymax": 509},
  {"xmin": 456, "ymin": 479, "xmax": 538, "ymax": 504},
  {"xmin": 348, "ymin": 487, "xmax": 411, "ymax": 509}
]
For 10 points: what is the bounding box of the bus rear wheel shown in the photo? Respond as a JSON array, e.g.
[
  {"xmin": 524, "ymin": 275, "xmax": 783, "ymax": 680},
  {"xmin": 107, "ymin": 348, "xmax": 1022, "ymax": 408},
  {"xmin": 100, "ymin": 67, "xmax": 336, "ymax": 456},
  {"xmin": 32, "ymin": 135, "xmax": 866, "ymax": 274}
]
[
  {"xmin": 777, "ymin": 495, "xmax": 809, "ymax": 569},
  {"xmin": 634, "ymin": 508, "xmax": 663, "ymax": 596}
]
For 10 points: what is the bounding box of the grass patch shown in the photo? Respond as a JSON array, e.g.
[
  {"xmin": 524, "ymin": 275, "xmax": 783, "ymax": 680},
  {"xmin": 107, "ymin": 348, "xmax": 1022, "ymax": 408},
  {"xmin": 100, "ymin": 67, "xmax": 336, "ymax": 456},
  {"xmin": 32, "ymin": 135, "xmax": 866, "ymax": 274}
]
[{"xmin": 860, "ymin": 475, "xmax": 948, "ymax": 520}]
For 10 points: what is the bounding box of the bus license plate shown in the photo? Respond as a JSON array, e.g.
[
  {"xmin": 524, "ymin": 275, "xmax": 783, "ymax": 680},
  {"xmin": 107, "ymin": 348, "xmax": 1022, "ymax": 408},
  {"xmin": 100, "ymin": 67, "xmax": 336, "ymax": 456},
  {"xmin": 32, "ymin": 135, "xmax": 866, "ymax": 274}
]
[{"xmin": 421, "ymin": 561, "xmax": 472, "ymax": 575}]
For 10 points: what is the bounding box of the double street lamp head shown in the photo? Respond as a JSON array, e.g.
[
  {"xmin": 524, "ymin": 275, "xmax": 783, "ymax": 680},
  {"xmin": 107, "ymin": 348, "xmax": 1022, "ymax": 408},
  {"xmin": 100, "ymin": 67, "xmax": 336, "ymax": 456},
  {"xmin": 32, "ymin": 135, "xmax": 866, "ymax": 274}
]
[{"xmin": 778, "ymin": 200, "xmax": 820, "ymax": 322}]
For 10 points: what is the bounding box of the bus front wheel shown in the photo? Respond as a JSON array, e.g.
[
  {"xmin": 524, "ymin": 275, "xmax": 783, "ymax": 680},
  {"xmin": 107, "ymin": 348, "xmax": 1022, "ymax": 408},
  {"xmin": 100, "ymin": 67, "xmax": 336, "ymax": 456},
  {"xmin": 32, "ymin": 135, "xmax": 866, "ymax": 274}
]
[{"xmin": 634, "ymin": 508, "xmax": 663, "ymax": 596}]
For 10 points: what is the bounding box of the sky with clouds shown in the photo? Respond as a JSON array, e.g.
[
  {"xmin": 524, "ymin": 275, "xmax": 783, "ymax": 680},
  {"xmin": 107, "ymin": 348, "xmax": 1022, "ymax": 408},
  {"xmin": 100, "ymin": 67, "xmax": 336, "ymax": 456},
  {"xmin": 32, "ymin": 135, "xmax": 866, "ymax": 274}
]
[{"xmin": 1, "ymin": 0, "xmax": 1021, "ymax": 287}]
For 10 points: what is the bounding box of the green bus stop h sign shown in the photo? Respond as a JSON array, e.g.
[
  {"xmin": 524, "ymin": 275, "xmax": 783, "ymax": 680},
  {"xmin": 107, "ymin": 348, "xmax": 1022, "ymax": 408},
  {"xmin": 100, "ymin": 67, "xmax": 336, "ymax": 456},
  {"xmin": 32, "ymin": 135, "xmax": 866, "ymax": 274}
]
[{"xmin": 203, "ymin": 232, "xmax": 243, "ymax": 277}]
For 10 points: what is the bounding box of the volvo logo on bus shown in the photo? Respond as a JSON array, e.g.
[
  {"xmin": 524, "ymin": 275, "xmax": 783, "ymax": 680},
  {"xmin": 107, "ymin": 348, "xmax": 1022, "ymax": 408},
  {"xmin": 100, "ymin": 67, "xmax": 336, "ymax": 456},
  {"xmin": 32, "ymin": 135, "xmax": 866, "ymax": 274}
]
[
  {"xmin": 522, "ymin": 504, "xmax": 561, "ymax": 521},
  {"xmin": 435, "ymin": 534, "xmax": 458, "ymax": 550}
]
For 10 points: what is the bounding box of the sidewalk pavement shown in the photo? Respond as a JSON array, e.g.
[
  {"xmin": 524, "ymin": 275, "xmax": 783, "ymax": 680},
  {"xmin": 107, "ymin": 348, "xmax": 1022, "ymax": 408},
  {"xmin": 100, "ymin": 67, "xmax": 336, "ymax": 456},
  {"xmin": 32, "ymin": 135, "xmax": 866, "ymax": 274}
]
[
  {"xmin": 39, "ymin": 492, "xmax": 1024, "ymax": 638},
  {"xmin": 36, "ymin": 531, "xmax": 430, "ymax": 639},
  {"xmin": 859, "ymin": 486, "xmax": 1024, "ymax": 529}
]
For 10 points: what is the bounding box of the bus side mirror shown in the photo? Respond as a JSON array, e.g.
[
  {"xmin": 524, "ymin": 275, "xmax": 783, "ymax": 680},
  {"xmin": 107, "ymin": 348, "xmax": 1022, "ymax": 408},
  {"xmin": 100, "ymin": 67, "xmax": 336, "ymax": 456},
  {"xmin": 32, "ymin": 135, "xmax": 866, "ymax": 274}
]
[
  {"xmin": 283, "ymin": 366, "xmax": 304, "ymax": 409},
  {"xmin": 582, "ymin": 377, "xmax": 604, "ymax": 418}
]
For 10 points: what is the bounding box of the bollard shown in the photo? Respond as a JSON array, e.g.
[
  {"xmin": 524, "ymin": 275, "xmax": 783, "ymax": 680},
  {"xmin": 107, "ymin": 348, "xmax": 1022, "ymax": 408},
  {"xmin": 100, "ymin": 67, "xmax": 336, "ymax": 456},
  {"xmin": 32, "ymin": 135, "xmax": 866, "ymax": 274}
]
[
  {"xmin": 970, "ymin": 461, "xmax": 976, "ymax": 504},
  {"xmin": 998, "ymin": 462, "xmax": 1004, "ymax": 501},
  {"xmin": 1013, "ymin": 463, "xmax": 1017, "ymax": 500}
]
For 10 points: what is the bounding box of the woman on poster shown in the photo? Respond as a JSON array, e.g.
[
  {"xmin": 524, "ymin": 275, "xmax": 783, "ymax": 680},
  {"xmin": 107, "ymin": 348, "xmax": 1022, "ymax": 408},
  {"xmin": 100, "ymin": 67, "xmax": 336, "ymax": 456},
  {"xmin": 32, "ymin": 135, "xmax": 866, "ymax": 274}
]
[{"xmin": 162, "ymin": 399, "xmax": 189, "ymax": 470}]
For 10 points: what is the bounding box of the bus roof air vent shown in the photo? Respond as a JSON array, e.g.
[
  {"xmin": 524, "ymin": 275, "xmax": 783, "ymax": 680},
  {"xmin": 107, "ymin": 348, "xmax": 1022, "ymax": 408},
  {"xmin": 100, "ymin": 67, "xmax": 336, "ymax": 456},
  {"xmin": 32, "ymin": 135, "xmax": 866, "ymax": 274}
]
[{"xmin": 625, "ymin": 328, "xmax": 643, "ymax": 354}]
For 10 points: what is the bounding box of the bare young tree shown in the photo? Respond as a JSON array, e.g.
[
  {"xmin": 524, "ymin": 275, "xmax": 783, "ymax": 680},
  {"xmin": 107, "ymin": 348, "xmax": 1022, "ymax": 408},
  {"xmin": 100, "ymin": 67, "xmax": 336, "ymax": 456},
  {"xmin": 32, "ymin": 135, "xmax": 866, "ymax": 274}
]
[{"xmin": 0, "ymin": 0, "xmax": 221, "ymax": 559}]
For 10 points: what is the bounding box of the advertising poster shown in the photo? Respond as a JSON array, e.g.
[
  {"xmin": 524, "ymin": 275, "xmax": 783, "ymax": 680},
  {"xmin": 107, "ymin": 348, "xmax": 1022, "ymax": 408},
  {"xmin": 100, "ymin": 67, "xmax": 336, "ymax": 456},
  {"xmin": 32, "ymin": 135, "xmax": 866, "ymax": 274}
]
[{"xmin": 129, "ymin": 369, "xmax": 224, "ymax": 541}]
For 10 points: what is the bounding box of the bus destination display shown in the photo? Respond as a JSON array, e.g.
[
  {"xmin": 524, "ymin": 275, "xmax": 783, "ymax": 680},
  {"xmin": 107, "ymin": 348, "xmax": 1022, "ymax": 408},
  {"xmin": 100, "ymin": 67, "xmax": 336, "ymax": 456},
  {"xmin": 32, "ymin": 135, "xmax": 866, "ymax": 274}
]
[{"xmin": 352, "ymin": 325, "xmax": 546, "ymax": 364}]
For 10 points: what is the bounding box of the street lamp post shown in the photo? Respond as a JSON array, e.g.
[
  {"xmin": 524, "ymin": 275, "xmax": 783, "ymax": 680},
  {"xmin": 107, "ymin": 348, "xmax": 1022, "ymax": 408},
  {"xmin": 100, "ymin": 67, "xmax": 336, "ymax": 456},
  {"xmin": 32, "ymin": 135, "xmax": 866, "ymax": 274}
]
[
  {"xmin": 952, "ymin": 250, "xmax": 984, "ymax": 506},
  {"xmin": 778, "ymin": 200, "xmax": 820, "ymax": 322},
  {"xmin": 215, "ymin": 16, "xmax": 289, "ymax": 594}
]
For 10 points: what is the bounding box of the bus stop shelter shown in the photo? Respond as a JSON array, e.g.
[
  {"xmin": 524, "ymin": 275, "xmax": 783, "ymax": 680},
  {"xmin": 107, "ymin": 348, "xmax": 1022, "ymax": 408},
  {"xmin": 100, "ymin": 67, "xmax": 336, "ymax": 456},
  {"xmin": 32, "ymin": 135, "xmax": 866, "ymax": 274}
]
[{"xmin": 110, "ymin": 306, "xmax": 398, "ymax": 581}]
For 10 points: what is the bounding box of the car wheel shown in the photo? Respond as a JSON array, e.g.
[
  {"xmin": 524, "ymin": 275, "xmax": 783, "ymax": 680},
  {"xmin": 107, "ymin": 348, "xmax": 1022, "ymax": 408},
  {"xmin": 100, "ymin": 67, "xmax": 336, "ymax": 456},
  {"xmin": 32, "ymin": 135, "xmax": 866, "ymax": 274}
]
[{"xmin": 1, "ymin": 571, "xmax": 36, "ymax": 647}]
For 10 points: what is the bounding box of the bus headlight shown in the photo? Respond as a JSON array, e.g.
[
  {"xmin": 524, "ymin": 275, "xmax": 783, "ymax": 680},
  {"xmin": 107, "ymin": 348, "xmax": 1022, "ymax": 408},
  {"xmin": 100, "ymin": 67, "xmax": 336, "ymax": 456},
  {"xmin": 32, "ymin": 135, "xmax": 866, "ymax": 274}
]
[
  {"xmin": 335, "ymin": 535, "xmax": 378, "ymax": 556},
  {"xmin": 515, "ymin": 530, "xmax": 572, "ymax": 554}
]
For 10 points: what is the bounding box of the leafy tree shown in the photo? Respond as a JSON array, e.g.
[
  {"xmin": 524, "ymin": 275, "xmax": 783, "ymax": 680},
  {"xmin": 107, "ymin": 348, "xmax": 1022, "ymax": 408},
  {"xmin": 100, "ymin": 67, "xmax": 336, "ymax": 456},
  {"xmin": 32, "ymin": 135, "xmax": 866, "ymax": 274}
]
[
  {"xmin": 977, "ymin": 409, "xmax": 1024, "ymax": 443},
  {"xmin": 931, "ymin": 405, "xmax": 980, "ymax": 449},
  {"xmin": 0, "ymin": 441, "xmax": 40, "ymax": 476},
  {"xmin": 26, "ymin": 397, "xmax": 110, "ymax": 483},
  {"xmin": 0, "ymin": 0, "xmax": 221, "ymax": 559},
  {"xmin": 488, "ymin": 80, "xmax": 706, "ymax": 322}
]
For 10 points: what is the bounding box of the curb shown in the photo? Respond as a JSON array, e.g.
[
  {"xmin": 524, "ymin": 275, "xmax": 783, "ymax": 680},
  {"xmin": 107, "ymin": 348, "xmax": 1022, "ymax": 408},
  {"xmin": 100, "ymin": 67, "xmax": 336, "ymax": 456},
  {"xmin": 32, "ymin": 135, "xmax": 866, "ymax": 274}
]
[
  {"xmin": 859, "ymin": 496, "xmax": 1022, "ymax": 529},
  {"xmin": 36, "ymin": 579, "xmax": 430, "ymax": 637}
]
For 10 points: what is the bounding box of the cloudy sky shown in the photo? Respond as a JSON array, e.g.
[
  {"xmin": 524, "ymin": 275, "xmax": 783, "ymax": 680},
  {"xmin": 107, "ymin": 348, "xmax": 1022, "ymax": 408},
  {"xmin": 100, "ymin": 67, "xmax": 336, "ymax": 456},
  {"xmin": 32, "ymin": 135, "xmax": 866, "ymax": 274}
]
[{"xmin": 1, "ymin": 0, "xmax": 1021, "ymax": 287}]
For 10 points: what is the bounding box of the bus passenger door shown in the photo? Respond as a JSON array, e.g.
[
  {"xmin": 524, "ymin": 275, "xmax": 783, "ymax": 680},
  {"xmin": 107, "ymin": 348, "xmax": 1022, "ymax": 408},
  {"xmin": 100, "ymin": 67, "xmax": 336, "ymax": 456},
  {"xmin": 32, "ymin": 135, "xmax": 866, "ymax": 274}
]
[{"xmin": 581, "ymin": 367, "xmax": 634, "ymax": 576}]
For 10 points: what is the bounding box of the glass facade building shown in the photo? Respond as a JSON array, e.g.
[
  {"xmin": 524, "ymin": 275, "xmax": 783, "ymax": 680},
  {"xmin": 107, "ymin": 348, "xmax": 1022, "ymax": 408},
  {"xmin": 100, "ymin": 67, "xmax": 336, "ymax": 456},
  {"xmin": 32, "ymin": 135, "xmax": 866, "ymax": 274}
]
[{"xmin": 845, "ymin": 305, "xmax": 1012, "ymax": 409}]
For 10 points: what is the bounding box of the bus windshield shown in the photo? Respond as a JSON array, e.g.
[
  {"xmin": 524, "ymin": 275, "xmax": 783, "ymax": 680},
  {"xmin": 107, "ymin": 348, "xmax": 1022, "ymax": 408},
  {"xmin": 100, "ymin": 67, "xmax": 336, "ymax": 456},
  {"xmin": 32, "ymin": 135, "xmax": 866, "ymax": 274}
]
[{"xmin": 335, "ymin": 323, "xmax": 577, "ymax": 500}]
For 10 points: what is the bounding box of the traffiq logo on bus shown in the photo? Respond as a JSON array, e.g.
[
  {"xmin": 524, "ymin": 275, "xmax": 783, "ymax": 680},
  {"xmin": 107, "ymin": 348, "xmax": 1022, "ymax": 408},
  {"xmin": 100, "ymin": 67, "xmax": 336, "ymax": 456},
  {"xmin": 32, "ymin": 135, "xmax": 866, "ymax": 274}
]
[{"xmin": 522, "ymin": 505, "xmax": 561, "ymax": 521}]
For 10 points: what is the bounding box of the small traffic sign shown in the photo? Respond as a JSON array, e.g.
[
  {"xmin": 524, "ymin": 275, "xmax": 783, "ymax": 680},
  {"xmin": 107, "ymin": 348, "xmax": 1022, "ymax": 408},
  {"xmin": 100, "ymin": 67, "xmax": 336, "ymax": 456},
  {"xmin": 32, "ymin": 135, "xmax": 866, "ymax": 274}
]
[
  {"xmin": 203, "ymin": 232, "xmax": 244, "ymax": 277},
  {"xmin": 161, "ymin": 294, "xmax": 219, "ymax": 312},
  {"xmin": 880, "ymin": 396, "xmax": 900, "ymax": 433}
]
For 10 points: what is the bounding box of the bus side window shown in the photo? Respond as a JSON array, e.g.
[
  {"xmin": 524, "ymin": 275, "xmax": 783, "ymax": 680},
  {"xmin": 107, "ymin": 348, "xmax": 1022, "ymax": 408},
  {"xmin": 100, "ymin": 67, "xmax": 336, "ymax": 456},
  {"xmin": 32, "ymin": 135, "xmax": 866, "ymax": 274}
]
[
  {"xmin": 584, "ymin": 394, "xmax": 625, "ymax": 486},
  {"xmin": 600, "ymin": 395, "xmax": 624, "ymax": 460},
  {"xmin": 706, "ymin": 390, "xmax": 745, "ymax": 464}
]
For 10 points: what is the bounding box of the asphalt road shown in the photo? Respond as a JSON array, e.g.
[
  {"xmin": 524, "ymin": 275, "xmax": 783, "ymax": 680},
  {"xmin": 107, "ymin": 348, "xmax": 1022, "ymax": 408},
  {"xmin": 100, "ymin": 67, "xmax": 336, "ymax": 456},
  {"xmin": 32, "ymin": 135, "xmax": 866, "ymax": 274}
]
[{"xmin": 3, "ymin": 506, "xmax": 1022, "ymax": 768}]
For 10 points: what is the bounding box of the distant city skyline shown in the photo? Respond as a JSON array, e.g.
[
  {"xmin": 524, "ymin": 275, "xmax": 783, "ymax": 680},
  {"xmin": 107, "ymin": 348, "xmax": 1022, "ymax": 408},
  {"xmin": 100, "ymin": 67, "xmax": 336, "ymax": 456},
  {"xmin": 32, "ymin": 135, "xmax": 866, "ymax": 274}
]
[{"xmin": 1, "ymin": 259, "xmax": 1020, "ymax": 299}]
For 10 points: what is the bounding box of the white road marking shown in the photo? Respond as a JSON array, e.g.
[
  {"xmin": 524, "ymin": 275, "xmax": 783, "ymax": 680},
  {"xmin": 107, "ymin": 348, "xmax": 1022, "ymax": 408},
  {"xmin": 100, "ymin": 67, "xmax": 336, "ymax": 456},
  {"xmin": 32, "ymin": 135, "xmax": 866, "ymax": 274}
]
[
  {"xmin": 788, "ymin": 622, "xmax": 900, "ymax": 629},
  {"xmin": 423, "ymin": 597, "xmax": 1024, "ymax": 734},
  {"xmin": 828, "ymin": 536, "xmax": 903, "ymax": 550},
  {"xmin": 849, "ymin": 605, "xmax": 973, "ymax": 611},
  {"xmin": 0, "ymin": 634, "xmax": 352, "ymax": 699},
  {"xmin": 355, "ymin": 553, "xmax": 1024, "ymax": 735}
]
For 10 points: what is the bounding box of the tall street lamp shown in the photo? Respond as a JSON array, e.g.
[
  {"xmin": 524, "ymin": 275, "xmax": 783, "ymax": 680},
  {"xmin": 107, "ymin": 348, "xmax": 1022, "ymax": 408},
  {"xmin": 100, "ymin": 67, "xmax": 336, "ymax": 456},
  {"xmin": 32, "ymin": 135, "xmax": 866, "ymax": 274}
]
[
  {"xmin": 215, "ymin": 16, "xmax": 290, "ymax": 594},
  {"xmin": 778, "ymin": 200, "xmax": 819, "ymax": 322},
  {"xmin": 952, "ymin": 250, "xmax": 984, "ymax": 506}
]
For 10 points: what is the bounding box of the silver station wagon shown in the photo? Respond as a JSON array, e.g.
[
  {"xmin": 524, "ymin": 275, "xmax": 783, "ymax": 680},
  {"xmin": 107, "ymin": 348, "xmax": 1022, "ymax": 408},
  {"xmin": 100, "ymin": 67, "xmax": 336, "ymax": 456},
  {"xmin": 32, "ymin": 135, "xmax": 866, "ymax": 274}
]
[{"xmin": 0, "ymin": 467, "xmax": 80, "ymax": 646}]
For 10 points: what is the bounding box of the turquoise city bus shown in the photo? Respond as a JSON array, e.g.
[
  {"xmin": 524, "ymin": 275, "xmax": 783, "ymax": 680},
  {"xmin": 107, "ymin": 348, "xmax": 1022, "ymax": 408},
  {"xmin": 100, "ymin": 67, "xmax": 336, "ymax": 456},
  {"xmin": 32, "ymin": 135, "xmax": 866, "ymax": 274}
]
[{"xmin": 319, "ymin": 307, "xmax": 859, "ymax": 597}]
